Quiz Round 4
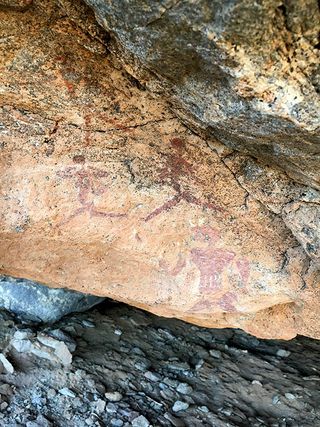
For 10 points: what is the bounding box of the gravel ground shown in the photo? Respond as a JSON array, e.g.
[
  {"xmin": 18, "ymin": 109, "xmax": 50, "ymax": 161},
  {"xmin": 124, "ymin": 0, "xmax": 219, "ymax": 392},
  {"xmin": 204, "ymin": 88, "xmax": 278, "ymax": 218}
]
[{"xmin": 0, "ymin": 301, "xmax": 319, "ymax": 427}]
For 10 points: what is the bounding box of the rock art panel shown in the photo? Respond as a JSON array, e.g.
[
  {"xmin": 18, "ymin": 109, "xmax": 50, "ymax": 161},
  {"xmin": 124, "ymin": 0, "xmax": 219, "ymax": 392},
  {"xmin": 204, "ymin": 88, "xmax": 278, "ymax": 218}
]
[{"xmin": 0, "ymin": 0, "xmax": 319, "ymax": 339}]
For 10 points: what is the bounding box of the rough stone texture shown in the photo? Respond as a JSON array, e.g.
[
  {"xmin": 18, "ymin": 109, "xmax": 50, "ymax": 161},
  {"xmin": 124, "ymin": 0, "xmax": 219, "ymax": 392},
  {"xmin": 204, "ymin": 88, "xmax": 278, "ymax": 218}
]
[
  {"xmin": 0, "ymin": 0, "xmax": 320, "ymax": 339},
  {"xmin": 0, "ymin": 302, "xmax": 320, "ymax": 426},
  {"xmin": 0, "ymin": 276, "xmax": 104, "ymax": 323},
  {"xmin": 84, "ymin": 0, "xmax": 320, "ymax": 189}
]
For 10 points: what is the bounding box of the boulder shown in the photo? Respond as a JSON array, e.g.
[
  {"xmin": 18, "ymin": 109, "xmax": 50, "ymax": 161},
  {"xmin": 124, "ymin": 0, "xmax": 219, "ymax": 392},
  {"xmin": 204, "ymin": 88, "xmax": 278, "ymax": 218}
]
[
  {"xmin": 0, "ymin": 0, "xmax": 319, "ymax": 339},
  {"xmin": 0, "ymin": 276, "xmax": 104, "ymax": 323},
  {"xmin": 84, "ymin": 0, "xmax": 320, "ymax": 189}
]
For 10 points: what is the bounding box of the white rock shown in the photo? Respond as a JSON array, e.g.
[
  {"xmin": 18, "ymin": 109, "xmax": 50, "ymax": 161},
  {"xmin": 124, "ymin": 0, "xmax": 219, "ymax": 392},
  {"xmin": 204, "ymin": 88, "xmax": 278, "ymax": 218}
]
[
  {"xmin": 176, "ymin": 383, "xmax": 193, "ymax": 395},
  {"xmin": 172, "ymin": 401, "xmax": 189, "ymax": 412},
  {"xmin": 276, "ymin": 349, "xmax": 291, "ymax": 358},
  {"xmin": 0, "ymin": 353, "xmax": 14, "ymax": 374},
  {"xmin": 132, "ymin": 415, "xmax": 150, "ymax": 427},
  {"xmin": 199, "ymin": 406, "xmax": 209, "ymax": 413},
  {"xmin": 94, "ymin": 399, "xmax": 106, "ymax": 414},
  {"xmin": 58, "ymin": 388, "xmax": 76, "ymax": 398},
  {"xmin": 36, "ymin": 335, "xmax": 72, "ymax": 365},
  {"xmin": 11, "ymin": 338, "xmax": 32, "ymax": 353},
  {"xmin": 105, "ymin": 391, "xmax": 123, "ymax": 402},
  {"xmin": 82, "ymin": 320, "xmax": 95, "ymax": 328},
  {"xmin": 209, "ymin": 349, "xmax": 221, "ymax": 359},
  {"xmin": 285, "ymin": 392, "xmax": 296, "ymax": 400},
  {"xmin": 144, "ymin": 371, "xmax": 160, "ymax": 382}
]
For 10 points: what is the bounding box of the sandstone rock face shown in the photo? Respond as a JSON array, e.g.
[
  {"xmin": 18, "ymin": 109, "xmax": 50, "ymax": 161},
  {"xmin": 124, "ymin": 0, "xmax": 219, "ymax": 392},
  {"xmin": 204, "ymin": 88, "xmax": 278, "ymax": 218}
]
[
  {"xmin": 0, "ymin": 0, "xmax": 319, "ymax": 339},
  {"xmin": 0, "ymin": 276, "xmax": 104, "ymax": 323},
  {"xmin": 84, "ymin": 0, "xmax": 320, "ymax": 189}
]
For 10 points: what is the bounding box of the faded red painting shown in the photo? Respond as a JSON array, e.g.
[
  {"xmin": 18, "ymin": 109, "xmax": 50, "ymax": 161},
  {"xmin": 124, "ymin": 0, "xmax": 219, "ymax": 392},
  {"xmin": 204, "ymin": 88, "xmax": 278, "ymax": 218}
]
[
  {"xmin": 56, "ymin": 155, "xmax": 126, "ymax": 225},
  {"xmin": 187, "ymin": 226, "xmax": 250, "ymax": 313},
  {"xmin": 145, "ymin": 138, "xmax": 222, "ymax": 221}
]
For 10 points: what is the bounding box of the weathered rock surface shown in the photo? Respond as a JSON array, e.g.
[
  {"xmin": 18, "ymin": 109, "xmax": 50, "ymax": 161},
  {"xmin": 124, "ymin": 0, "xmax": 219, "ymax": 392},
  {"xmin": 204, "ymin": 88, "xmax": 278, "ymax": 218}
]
[
  {"xmin": 84, "ymin": 0, "xmax": 320, "ymax": 189},
  {"xmin": 0, "ymin": 0, "xmax": 319, "ymax": 339},
  {"xmin": 0, "ymin": 276, "xmax": 104, "ymax": 323},
  {"xmin": 0, "ymin": 302, "xmax": 320, "ymax": 426}
]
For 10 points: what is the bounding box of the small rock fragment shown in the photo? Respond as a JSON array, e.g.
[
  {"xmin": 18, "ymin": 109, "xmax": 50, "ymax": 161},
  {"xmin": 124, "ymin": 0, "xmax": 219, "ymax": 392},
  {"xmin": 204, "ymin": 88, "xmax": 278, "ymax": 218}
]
[
  {"xmin": 0, "ymin": 402, "xmax": 8, "ymax": 411},
  {"xmin": 252, "ymin": 380, "xmax": 263, "ymax": 386},
  {"xmin": 209, "ymin": 349, "xmax": 221, "ymax": 359},
  {"xmin": 105, "ymin": 391, "xmax": 123, "ymax": 402},
  {"xmin": 172, "ymin": 401, "xmax": 189, "ymax": 412},
  {"xmin": 110, "ymin": 419, "xmax": 124, "ymax": 427},
  {"xmin": 276, "ymin": 349, "xmax": 291, "ymax": 358},
  {"xmin": 94, "ymin": 399, "xmax": 106, "ymax": 414},
  {"xmin": 47, "ymin": 389, "xmax": 57, "ymax": 399},
  {"xmin": 0, "ymin": 353, "xmax": 14, "ymax": 374},
  {"xmin": 285, "ymin": 393, "xmax": 296, "ymax": 400},
  {"xmin": 82, "ymin": 320, "xmax": 95, "ymax": 328},
  {"xmin": 132, "ymin": 415, "xmax": 150, "ymax": 427},
  {"xmin": 199, "ymin": 406, "xmax": 209, "ymax": 413},
  {"xmin": 272, "ymin": 395, "xmax": 280, "ymax": 405},
  {"xmin": 144, "ymin": 371, "xmax": 160, "ymax": 382},
  {"xmin": 58, "ymin": 388, "xmax": 76, "ymax": 398},
  {"xmin": 106, "ymin": 402, "xmax": 118, "ymax": 413},
  {"xmin": 195, "ymin": 359, "xmax": 204, "ymax": 370},
  {"xmin": 176, "ymin": 383, "xmax": 193, "ymax": 395}
]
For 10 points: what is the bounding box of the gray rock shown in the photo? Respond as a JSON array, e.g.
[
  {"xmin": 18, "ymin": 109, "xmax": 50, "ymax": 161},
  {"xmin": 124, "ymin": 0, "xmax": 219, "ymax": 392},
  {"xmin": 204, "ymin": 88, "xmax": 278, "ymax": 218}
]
[
  {"xmin": 58, "ymin": 388, "xmax": 76, "ymax": 398},
  {"xmin": 85, "ymin": 0, "xmax": 320, "ymax": 189},
  {"xmin": 209, "ymin": 349, "xmax": 222, "ymax": 359},
  {"xmin": 276, "ymin": 349, "xmax": 291, "ymax": 358},
  {"xmin": 0, "ymin": 275, "xmax": 104, "ymax": 323},
  {"xmin": 105, "ymin": 391, "xmax": 123, "ymax": 402},
  {"xmin": 176, "ymin": 383, "xmax": 193, "ymax": 395},
  {"xmin": 110, "ymin": 419, "xmax": 124, "ymax": 427},
  {"xmin": 172, "ymin": 401, "xmax": 189, "ymax": 412},
  {"xmin": 132, "ymin": 415, "xmax": 150, "ymax": 427}
]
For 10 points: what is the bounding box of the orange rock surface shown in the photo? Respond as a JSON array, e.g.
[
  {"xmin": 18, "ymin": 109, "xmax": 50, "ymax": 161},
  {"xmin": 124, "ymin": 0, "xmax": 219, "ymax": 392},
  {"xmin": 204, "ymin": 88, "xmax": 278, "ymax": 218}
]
[{"xmin": 0, "ymin": 0, "xmax": 319, "ymax": 339}]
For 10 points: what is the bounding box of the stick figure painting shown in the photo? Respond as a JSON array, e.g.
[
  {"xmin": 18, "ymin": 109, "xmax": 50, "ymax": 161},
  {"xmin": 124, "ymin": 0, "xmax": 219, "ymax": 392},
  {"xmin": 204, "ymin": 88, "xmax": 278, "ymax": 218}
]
[{"xmin": 56, "ymin": 155, "xmax": 126, "ymax": 225}]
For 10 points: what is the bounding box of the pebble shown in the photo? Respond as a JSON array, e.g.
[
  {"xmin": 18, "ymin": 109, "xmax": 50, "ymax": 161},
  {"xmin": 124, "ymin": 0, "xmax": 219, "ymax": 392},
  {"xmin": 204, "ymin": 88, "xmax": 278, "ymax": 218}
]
[
  {"xmin": 0, "ymin": 353, "xmax": 14, "ymax": 374},
  {"xmin": 163, "ymin": 377, "xmax": 179, "ymax": 388},
  {"xmin": 105, "ymin": 391, "xmax": 123, "ymax": 402},
  {"xmin": 94, "ymin": 399, "xmax": 106, "ymax": 413},
  {"xmin": 58, "ymin": 388, "xmax": 76, "ymax": 398},
  {"xmin": 36, "ymin": 335, "xmax": 72, "ymax": 365},
  {"xmin": 285, "ymin": 393, "xmax": 296, "ymax": 400},
  {"xmin": 0, "ymin": 402, "xmax": 8, "ymax": 411},
  {"xmin": 106, "ymin": 402, "xmax": 118, "ymax": 413},
  {"xmin": 272, "ymin": 395, "xmax": 280, "ymax": 405},
  {"xmin": 47, "ymin": 389, "xmax": 57, "ymax": 399},
  {"xmin": 276, "ymin": 349, "xmax": 291, "ymax": 358},
  {"xmin": 10, "ymin": 337, "xmax": 32, "ymax": 353},
  {"xmin": 252, "ymin": 380, "xmax": 263, "ymax": 386},
  {"xmin": 144, "ymin": 371, "xmax": 160, "ymax": 382},
  {"xmin": 172, "ymin": 401, "xmax": 189, "ymax": 412},
  {"xmin": 114, "ymin": 329, "xmax": 122, "ymax": 336},
  {"xmin": 209, "ymin": 349, "xmax": 221, "ymax": 359},
  {"xmin": 132, "ymin": 415, "xmax": 150, "ymax": 427},
  {"xmin": 195, "ymin": 359, "xmax": 204, "ymax": 370},
  {"xmin": 110, "ymin": 419, "xmax": 124, "ymax": 427},
  {"xmin": 0, "ymin": 384, "xmax": 13, "ymax": 395},
  {"xmin": 13, "ymin": 330, "xmax": 33, "ymax": 340},
  {"xmin": 176, "ymin": 383, "xmax": 193, "ymax": 395},
  {"xmin": 199, "ymin": 406, "xmax": 209, "ymax": 413},
  {"xmin": 81, "ymin": 320, "xmax": 95, "ymax": 328}
]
